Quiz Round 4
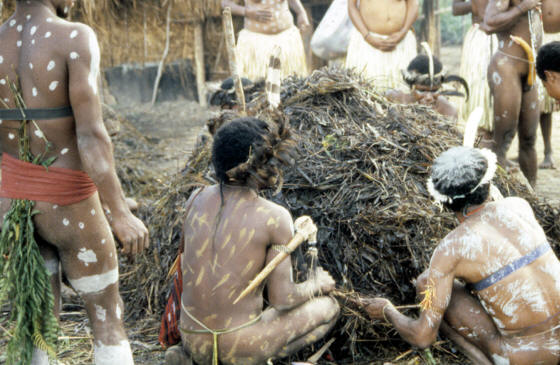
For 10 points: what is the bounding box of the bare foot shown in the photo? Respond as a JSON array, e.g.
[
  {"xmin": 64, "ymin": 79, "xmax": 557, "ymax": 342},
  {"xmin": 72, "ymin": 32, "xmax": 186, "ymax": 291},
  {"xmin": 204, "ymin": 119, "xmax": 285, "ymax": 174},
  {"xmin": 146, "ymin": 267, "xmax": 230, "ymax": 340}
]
[
  {"xmin": 497, "ymin": 157, "xmax": 519, "ymax": 172},
  {"xmin": 539, "ymin": 155, "xmax": 555, "ymax": 169},
  {"xmin": 165, "ymin": 345, "xmax": 192, "ymax": 365}
]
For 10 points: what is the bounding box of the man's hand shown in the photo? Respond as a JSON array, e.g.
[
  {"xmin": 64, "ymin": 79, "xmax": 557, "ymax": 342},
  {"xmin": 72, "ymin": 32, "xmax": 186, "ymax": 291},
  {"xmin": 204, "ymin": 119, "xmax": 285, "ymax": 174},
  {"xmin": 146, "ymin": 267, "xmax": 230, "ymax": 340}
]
[
  {"xmin": 111, "ymin": 212, "xmax": 150, "ymax": 255},
  {"xmin": 517, "ymin": 0, "xmax": 541, "ymax": 13},
  {"xmin": 365, "ymin": 33, "xmax": 397, "ymax": 52},
  {"xmin": 358, "ymin": 297, "xmax": 393, "ymax": 320},
  {"xmin": 245, "ymin": 6, "xmax": 273, "ymax": 22},
  {"xmin": 315, "ymin": 267, "xmax": 336, "ymax": 294},
  {"xmin": 296, "ymin": 12, "xmax": 311, "ymax": 32}
]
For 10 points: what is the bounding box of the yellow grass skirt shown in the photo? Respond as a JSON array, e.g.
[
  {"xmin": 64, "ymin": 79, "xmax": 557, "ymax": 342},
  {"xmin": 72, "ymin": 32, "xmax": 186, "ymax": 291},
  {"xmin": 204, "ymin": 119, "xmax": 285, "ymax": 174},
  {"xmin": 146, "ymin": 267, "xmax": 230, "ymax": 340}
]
[
  {"xmin": 458, "ymin": 24, "xmax": 498, "ymax": 131},
  {"xmin": 345, "ymin": 28, "xmax": 417, "ymax": 91},
  {"xmin": 539, "ymin": 32, "xmax": 560, "ymax": 113},
  {"xmin": 236, "ymin": 26, "xmax": 308, "ymax": 81}
]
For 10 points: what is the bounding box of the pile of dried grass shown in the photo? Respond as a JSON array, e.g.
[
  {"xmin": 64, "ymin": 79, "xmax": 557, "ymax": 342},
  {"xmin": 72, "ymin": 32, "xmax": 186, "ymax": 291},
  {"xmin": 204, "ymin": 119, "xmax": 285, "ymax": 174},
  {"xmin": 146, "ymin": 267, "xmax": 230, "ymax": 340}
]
[{"xmin": 112, "ymin": 67, "xmax": 560, "ymax": 363}]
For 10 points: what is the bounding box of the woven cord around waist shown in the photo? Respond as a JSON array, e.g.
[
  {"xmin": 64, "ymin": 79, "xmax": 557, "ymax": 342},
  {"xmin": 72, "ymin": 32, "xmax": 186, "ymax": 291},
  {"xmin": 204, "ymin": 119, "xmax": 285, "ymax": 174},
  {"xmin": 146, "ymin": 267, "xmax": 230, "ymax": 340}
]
[{"xmin": 180, "ymin": 299, "xmax": 263, "ymax": 365}]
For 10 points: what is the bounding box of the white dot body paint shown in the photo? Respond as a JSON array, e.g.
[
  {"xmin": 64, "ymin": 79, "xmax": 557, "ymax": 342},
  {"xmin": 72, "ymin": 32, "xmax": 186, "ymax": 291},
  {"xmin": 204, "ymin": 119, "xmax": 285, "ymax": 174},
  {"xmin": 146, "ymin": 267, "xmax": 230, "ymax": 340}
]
[
  {"xmin": 95, "ymin": 304, "xmax": 107, "ymax": 322},
  {"xmin": 70, "ymin": 30, "xmax": 78, "ymax": 39},
  {"xmin": 0, "ymin": 79, "xmax": 5, "ymax": 85},
  {"xmin": 91, "ymin": 209, "xmax": 96, "ymax": 216},
  {"xmin": 49, "ymin": 81, "xmax": 59, "ymax": 91},
  {"xmin": 70, "ymin": 52, "xmax": 79, "ymax": 60},
  {"xmin": 63, "ymin": 218, "xmax": 69, "ymax": 226},
  {"xmin": 45, "ymin": 31, "xmax": 52, "ymax": 38},
  {"xmin": 9, "ymin": 20, "xmax": 16, "ymax": 27},
  {"xmin": 0, "ymin": 55, "xmax": 3, "ymax": 64},
  {"xmin": 26, "ymin": 15, "xmax": 31, "ymax": 21},
  {"xmin": 47, "ymin": 60, "xmax": 55, "ymax": 71},
  {"xmin": 31, "ymin": 39, "xmax": 35, "ymax": 45},
  {"xmin": 17, "ymin": 41, "xmax": 22, "ymax": 47},
  {"xmin": 17, "ymin": 25, "xmax": 22, "ymax": 32},
  {"xmin": 531, "ymin": 102, "xmax": 537, "ymax": 110},
  {"xmin": 116, "ymin": 304, "xmax": 121, "ymax": 319},
  {"xmin": 78, "ymin": 248, "xmax": 97, "ymax": 266},
  {"xmin": 101, "ymin": 238, "xmax": 106, "ymax": 244},
  {"xmin": 61, "ymin": 148, "xmax": 69, "ymax": 155},
  {"xmin": 0, "ymin": 120, "xmax": 2, "ymax": 125},
  {"xmin": 64, "ymin": 6, "xmax": 69, "ymax": 15},
  {"xmin": 30, "ymin": 26, "xmax": 37, "ymax": 36},
  {"xmin": 8, "ymin": 133, "xmax": 15, "ymax": 140},
  {"xmin": 492, "ymin": 72, "xmax": 502, "ymax": 86},
  {"xmin": 46, "ymin": 18, "xmax": 53, "ymax": 23},
  {"xmin": 29, "ymin": 62, "xmax": 33, "ymax": 70},
  {"xmin": 94, "ymin": 340, "xmax": 134, "ymax": 365},
  {"xmin": 68, "ymin": 268, "xmax": 118, "ymax": 295},
  {"xmin": 79, "ymin": 222, "xmax": 85, "ymax": 229},
  {"xmin": 34, "ymin": 129, "xmax": 44, "ymax": 138},
  {"xmin": 53, "ymin": 204, "xmax": 58, "ymax": 209},
  {"xmin": 492, "ymin": 354, "xmax": 510, "ymax": 365},
  {"xmin": 4, "ymin": 98, "xmax": 9, "ymax": 102}
]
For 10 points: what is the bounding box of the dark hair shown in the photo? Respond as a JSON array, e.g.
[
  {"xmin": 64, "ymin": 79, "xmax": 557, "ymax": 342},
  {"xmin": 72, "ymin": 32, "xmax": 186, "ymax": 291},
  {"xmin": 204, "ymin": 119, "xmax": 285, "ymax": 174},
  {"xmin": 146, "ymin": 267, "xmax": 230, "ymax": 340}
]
[
  {"xmin": 537, "ymin": 41, "xmax": 560, "ymax": 81},
  {"xmin": 407, "ymin": 54, "xmax": 443, "ymax": 75},
  {"xmin": 431, "ymin": 147, "xmax": 490, "ymax": 212},
  {"xmin": 212, "ymin": 117, "xmax": 268, "ymax": 184}
]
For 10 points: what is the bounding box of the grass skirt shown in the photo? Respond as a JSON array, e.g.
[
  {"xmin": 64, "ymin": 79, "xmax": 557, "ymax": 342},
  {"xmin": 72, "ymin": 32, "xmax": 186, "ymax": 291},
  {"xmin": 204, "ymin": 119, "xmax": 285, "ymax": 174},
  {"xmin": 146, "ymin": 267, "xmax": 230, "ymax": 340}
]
[
  {"xmin": 345, "ymin": 28, "xmax": 417, "ymax": 91},
  {"xmin": 458, "ymin": 24, "xmax": 497, "ymax": 131},
  {"xmin": 236, "ymin": 26, "xmax": 308, "ymax": 80},
  {"xmin": 539, "ymin": 32, "xmax": 560, "ymax": 113}
]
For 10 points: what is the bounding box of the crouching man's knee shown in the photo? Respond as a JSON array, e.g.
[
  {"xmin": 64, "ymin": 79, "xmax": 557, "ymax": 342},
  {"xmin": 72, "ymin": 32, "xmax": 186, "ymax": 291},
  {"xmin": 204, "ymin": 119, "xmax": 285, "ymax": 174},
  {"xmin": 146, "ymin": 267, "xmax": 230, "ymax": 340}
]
[{"xmin": 415, "ymin": 269, "xmax": 430, "ymax": 297}]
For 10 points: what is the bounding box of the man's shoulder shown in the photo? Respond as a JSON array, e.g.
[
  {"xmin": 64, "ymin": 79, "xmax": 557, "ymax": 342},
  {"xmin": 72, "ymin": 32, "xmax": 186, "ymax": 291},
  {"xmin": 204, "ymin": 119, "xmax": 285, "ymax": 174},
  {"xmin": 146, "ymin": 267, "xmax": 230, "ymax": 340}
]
[{"xmin": 256, "ymin": 196, "xmax": 291, "ymax": 217}]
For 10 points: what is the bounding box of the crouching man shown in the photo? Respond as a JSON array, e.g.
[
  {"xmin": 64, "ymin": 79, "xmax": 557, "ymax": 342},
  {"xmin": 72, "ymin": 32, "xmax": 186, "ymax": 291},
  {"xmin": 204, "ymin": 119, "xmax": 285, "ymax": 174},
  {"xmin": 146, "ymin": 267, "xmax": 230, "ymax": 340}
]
[
  {"xmin": 359, "ymin": 146, "xmax": 560, "ymax": 365},
  {"xmin": 164, "ymin": 117, "xmax": 340, "ymax": 365},
  {"xmin": 385, "ymin": 53, "xmax": 469, "ymax": 119}
]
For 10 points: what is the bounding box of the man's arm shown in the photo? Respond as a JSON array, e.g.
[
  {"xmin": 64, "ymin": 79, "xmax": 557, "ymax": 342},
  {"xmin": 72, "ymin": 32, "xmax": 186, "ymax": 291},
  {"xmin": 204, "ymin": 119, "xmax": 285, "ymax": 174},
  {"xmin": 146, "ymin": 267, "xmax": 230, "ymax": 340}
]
[
  {"xmin": 482, "ymin": 0, "xmax": 540, "ymax": 34},
  {"xmin": 395, "ymin": 0, "xmax": 419, "ymax": 40},
  {"xmin": 68, "ymin": 24, "xmax": 149, "ymax": 255},
  {"xmin": 362, "ymin": 247, "xmax": 458, "ymax": 348},
  {"xmin": 452, "ymin": 0, "xmax": 473, "ymax": 16},
  {"xmin": 266, "ymin": 206, "xmax": 335, "ymax": 311},
  {"xmin": 288, "ymin": 0, "xmax": 310, "ymax": 30}
]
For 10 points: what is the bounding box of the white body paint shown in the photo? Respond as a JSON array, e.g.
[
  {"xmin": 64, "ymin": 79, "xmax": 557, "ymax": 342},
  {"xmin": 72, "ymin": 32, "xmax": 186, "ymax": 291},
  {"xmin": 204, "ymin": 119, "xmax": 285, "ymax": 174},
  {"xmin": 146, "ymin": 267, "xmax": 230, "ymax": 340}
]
[
  {"xmin": 79, "ymin": 222, "xmax": 85, "ymax": 230},
  {"xmin": 70, "ymin": 51, "xmax": 79, "ymax": 60},
  {"xmin": 34, "ymin": 129, "xmax": 44, "ymax": 138},
  {"xmin": 94, "ymin": 340, "xmax": 134, "ymax": 365},
  {"xmin": 16, "ymin": 41, "xmax": 22, "ymax": 47},
  {"xmin": 0, "ymin": 79, "xmax": 5, "ymax": 85},
  {"xmin": 493, "ymin": 72, "xmax": 503, "ymax": 85},
  {"xmin": 68, "ymin": 268, "xmax": 118, "ymax": 295},
  {"xmin": 86, "ymin": 29, "xmax": 101, "ymax": 95},
  {"xmin": 17, "ymin": 25, "xmax": 22, "ymax": 32},
  {"xmin": 9, "ymin": 20, "xmax": 16, "ymax": 27},
  {"xmin": 46, "ymin": 18, "xmax": 53, "ymax": 23},
  {"xmin": 77, "ymin": 248, "xmax": 97, "ymax": 266},
  {"xmin": 8, "ymin": 133, "xmax": 15, "ymax": 140},
  {"xmin": 492, "ymin": 353, "xmax": 510, "ymax": 365},
  {"xmin": 44, "ymin": 31, "xmax": 51, "ymax": 38},
  {"xmin": 30, "ymin": 26, "xmax": 36, "ymax": 35},
  {"xmin": 116, "ymin": 304, "xmax": 121, "ymax": 319},
  {"xmin": 70, "ymin": 30, "xmax": 78, "ymax": 39},
  {"xmin": 61, "ymin": 148, "xmax": 69, "ymax": 155},
  {"xmin": 95, "ymin": 304, "xmax": 107, "ymax": 322},
  {"xmin": 49, "ymin": 81, "xmax": 58, "ymax": 91},
  {"xmin": 47, "ymin": 60, "xmax": 55, "ymax": 71},
  {"xmin": 43, "ymin": 258, "xmax": 59, "ymax": 276},
  {"xmin": 0, "ymin": 55, "xmax": 4, "ymax": 64},
  {"xmin": 63, "ymin": 217, "xmax": 70, "ymax": 226}
]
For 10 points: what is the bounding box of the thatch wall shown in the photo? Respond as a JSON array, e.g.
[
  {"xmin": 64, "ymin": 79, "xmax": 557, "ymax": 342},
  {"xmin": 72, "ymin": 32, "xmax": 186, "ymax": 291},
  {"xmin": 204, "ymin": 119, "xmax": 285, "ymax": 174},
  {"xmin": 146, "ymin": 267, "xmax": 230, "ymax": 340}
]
[{"xmin": 1, "ymin": 1, "xmax": 243, "ymax": 75}]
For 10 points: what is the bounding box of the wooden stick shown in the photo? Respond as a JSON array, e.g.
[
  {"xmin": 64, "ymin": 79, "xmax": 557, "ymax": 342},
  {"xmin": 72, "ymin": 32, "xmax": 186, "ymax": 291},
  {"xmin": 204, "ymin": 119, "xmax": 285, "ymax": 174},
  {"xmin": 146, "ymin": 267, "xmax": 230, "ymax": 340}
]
[
  {"xmin": 151, "ymin": 1, "xmax": 172, "ymax": 107},
  {"xmin": 233, "ymin": 216, "xmax": 317, "ymax": 304},
  {"xmin": 194, "ymin": 22, "xmax": 207, "ymax": 108},
  {"xmin": 222, "ymin": 7, "xmax": 246, "ymax": 115}
]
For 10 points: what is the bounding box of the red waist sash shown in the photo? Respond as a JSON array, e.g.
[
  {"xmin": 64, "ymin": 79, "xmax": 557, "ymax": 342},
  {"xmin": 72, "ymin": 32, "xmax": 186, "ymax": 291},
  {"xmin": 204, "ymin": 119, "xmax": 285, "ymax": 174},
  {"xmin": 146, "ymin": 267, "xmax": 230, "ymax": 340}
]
[{"xmin": 0, "ymin": 153, "xmax": 97, "ymax": 206}]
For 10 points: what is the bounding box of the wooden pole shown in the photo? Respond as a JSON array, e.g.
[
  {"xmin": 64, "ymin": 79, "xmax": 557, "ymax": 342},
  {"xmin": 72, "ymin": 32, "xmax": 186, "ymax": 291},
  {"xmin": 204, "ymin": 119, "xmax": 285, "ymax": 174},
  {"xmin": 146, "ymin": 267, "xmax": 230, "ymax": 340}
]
[
  {"xmin": 194, "ymin": 23, "xmax": 207, "ymax": 108},
  {"xmin": 222, "ymin": 7, "xmax": 246, "ymax": 115},
  {"xmin": 422, "ymin": 0, "xmax": 441, "ymax": 58},
  {"xmin": 151, "ymin": 1, "xmax": 172, "ymax": 107}
]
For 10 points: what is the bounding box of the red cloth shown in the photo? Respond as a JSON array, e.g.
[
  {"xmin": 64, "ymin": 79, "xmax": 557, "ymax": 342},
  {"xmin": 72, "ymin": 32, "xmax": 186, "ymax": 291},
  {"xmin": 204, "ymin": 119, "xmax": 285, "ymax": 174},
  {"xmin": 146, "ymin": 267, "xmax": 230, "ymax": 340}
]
[
  {"xmin": 0, "ymin": 153, "xmax": 97, "ymax": 205},
  {"xmin": 159, "ymin": 255, "xmax": 183, "ymax": 349}
]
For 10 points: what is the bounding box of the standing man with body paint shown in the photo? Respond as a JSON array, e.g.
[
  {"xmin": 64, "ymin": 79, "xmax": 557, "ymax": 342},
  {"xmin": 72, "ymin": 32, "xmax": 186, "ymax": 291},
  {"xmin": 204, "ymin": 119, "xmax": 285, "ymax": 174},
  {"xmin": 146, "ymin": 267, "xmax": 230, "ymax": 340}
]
[
  {"xmin": 537, "ymin": 0, "xmax": 560, "ymax": 169},
  {"xmin": 346, "ymin": 0, "xmax": 418, "ymax": 90},
  {"xmin": 0, "ymin": 1, "xmax": 149, "ymax": 364},
  {"xmin": 163, "ymin": 117, "xmax": 340, "ymax": 365},
  {"xmin": 481, "ymin": 0, "xmax": 543, "ymax": 186},
  {"xmin": 221, "ymin": 0, "xmax": 310, "ymax": 81},
  {"xmin": 453, "ymin": 0, "xmax": 497, "ymax": 138},
  {"xmin": 358, "ymin": 146, "xmax": 560, "ymax": 365}
]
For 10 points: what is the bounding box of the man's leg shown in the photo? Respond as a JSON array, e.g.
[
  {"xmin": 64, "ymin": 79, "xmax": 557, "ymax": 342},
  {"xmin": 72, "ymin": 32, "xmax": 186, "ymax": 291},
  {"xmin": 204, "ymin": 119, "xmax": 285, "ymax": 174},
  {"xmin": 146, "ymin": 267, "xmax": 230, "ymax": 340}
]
[
  {"xmin": 200, "ymin": 296, "xmax": 340, "ymax": 365},
  {"xmin": 416, "ymin": 272, "xmax": 500, "ymax": 364},
  {"xmin": 539, "ymin": 112, "xmax": 555, "ymax": 169},
  {"xmin": 33, "ymin": 195, "xmax": 134, "ymax": 365},
  {"xmin": 489, "ymin": 59, "xmax": 523, "ymax": 170},
  {"xmin": 518, "ymin": 86, "xmax": 540, "ymax": 186}
]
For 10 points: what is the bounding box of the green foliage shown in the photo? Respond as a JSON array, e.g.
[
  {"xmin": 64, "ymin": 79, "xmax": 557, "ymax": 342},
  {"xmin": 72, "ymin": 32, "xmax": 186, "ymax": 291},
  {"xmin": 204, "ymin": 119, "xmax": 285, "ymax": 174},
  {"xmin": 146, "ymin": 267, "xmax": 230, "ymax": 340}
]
[
  {"xmin": 416, "ymin": 0, "xmax": 473, "ymax": 45},
  {"xmin": 0, "ymin": 82, "xmax": 58, "ymax": 365}
]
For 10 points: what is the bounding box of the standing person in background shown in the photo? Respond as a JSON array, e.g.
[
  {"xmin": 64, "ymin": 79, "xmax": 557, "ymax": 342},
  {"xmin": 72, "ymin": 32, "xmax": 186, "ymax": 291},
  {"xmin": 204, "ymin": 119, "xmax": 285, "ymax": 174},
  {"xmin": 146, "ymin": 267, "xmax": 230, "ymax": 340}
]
[
  {"xmin": 453, "ymin": 0, "xmax": 497, "ymax": 144},
  {"xmin": 221, "ymin": 0, "xmax": 310, "ymax": 81},
  {"xmin": 482, "ymin": 0, "xmax": 543, "ymax": 187},
  {"xmin": 346, "ymin": 0, "xmax": 418, "ymax": 90},
  {"xmin": 537, "ymin": 0, "xmax": 560, "ymax": 169}
]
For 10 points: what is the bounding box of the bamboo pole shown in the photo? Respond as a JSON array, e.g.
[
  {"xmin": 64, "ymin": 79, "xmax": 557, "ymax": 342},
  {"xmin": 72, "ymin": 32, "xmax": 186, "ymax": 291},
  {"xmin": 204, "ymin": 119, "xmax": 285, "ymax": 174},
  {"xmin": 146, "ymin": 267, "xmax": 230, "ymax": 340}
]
[
  {"xmin": 194, "ymin": 22, "xmax": 207, "ymax": 108},
  {"xmin": 222, "ymin": 7, "xmax": 246, "ymax": 115},
  {"xmin": 422, "ymin": 0, "xmax": 441, "ymax": 58},
  {"xmin": 151, "ymin": 1, "xmax": 172, "ymax": 107}
]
